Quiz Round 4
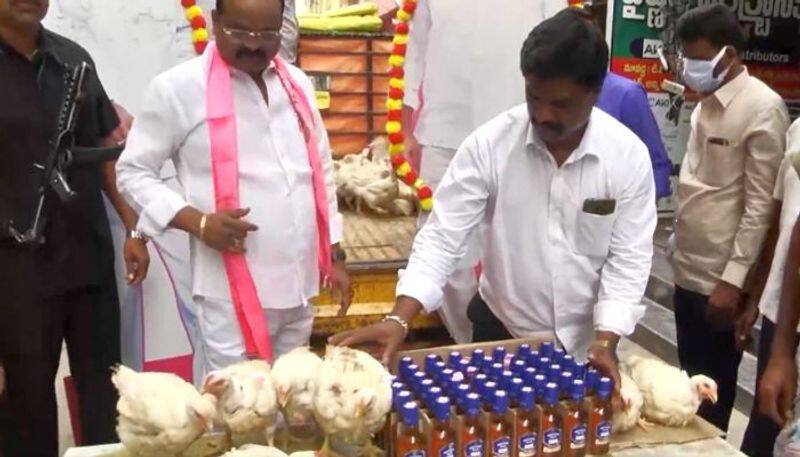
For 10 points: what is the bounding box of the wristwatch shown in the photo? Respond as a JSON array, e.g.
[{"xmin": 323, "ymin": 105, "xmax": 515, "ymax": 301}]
[{"xmin": 127, "ymin": 230, "xmax": 149, "ymax": 243}]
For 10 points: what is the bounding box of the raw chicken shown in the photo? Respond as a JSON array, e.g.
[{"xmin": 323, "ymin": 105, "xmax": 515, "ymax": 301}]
[
  {"xmin": 624, "ymin": 355, "xmax": 718, "ymax": 427},
  {"xmin": 312, "ymin": 346, "xmax": 392, "ymax": 456},
  {"xmin": 203, "ymin": 360, "xmax": 279, "ymax": 446},
  {"xmin": 222, "ymin": 444, "xmax": 289, "ymax": 456},
  {"xmin": 612, "ymin": 371, "xmax": 650, "ymax": 433},
  {"xmin": 112, "ymin": 365, "xmax": 217, "ymax": 456},
  {"xmin": 334, "ymin": 137, "xmax": 416, "ymax": 216},
  {"xmin": 272, "ymin": 347, "xmax": 323, "ymax": 427}
]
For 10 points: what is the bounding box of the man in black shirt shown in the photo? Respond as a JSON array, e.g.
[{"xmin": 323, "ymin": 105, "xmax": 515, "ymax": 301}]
[{"xmin": 0, "ymin": 0, "xmax": 149, "ymax": 454}]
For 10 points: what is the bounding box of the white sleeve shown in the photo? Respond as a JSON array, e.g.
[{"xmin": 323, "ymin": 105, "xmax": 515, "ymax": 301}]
[
  {"xmin": 594, "ymin": 139, "xmax": 656, "ymax": 336},
  {"xmin": 116, "ymin": 77, "xmax": 188, "ymax": 238},
  {"xmin": 396, "ymin": 134, "xmax": 491, "ymax": 310},
  {"xmin": 402, "ymin": 0, "xmax": 431, "ymax": 110}
]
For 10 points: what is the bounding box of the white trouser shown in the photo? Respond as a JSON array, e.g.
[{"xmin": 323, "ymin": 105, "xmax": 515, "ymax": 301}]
[
  {"xmin": 194, "ymin": 297, "xmax": 315, "ymax": 378},
  {"xmin": 419, "ymin": 145, "xmax": 478, "ymax": 344}
]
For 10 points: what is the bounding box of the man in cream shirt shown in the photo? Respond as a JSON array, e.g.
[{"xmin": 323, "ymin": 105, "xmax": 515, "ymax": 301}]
[
  {"xmin": 333, "ymin": 9, "xmax": 657, "ymax": 396},
  {"xmin": 671, "ymin": 4, "xmax": 790, "ymax": 433},
  {"xmin": 117, "ymin": 0, "xmax": 349, "ymax": 373}
]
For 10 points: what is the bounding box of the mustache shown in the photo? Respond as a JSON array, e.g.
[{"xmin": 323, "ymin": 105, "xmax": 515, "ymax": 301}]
[
  {"xmin": 536, "ymin": 122, "xmax": 564, "ymax": 133},
  {"xmin": 235, "ymin": 49, "xmax": 267, "ymax": 60}
]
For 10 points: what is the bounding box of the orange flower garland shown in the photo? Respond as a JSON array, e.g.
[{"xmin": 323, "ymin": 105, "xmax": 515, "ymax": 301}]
[
  {"xmin": 181, "ymin": 0, "xmax": 209, "ymax": 55},
  {"xmin": 386, "ymin": 0, "xmax": 434, "ymax": 212}
]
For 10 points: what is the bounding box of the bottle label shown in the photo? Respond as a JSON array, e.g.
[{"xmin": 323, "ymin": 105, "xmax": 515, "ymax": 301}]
[
  {"xmin": 542, "ymin": 428, "xmax": 561, "ymax": 453},
  {"xmin": 596, "ymin": 421, "xmax": 612, "ymax": 444},
  {"xmin": 404, "ymin": 451, "xmax": 426, "ymax": 457},
  {"xmin": 465, "ymin": 440, "xmax": 484, "ymax": 457},
  {"xmin": 570, "ymin": 423, "xmax": 587, "ymax": 449},
  {"xmin": 439, "ymin": 442, "xmax": 455, "ymax": 457},
  {"xmin": 518, "ymin": 432, "xmax": 537, "ymax": 456},
  {"xmin": 492, "ymin": 436, "xmax": 511, "ymax": 456}
]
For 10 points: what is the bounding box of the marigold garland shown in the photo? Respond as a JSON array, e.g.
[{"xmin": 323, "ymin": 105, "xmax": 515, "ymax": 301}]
[
  {"xmin": 180, "ymin": 0, "xmax": 209, "ymax": 55},
  {"xmin": 386, "ymin": 0, "xmax": 434, "ymax": 212}
]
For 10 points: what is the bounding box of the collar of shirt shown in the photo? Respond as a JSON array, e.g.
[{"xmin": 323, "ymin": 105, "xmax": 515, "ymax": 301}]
[
  {"xmin": 524, "ymin": 115, "xmax": 601, "ymax": 167},
  {"xmin": 713, "ymin": 67, "xmax": 750, "ymax": 108},
  {"xmin": 0, "ymin": 27, "xmax": 65, "ymax": 67}
]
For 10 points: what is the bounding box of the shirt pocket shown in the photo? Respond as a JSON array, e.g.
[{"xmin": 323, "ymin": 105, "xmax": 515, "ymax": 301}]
[
  {"xmin": 574, "ymin": 211, "xmax": 616, "ymax": 258},
  {"xmin": 698, "ymin": 141, "xmax": 742, "ymax": 188}
]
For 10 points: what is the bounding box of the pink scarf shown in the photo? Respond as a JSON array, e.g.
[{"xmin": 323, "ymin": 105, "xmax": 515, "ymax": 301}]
[{"xmin": 205, "ymin": 43, "xmax": 332, "ymax": 361}]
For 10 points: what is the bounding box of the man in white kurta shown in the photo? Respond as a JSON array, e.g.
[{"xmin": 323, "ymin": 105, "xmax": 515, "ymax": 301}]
[
  {"xmin": 404, "ymin": 0, "xmax": 565, "ymax": 343},
  {"xmin": 117, "ymin": 0, "xmax": 344, "ymax": 373}
]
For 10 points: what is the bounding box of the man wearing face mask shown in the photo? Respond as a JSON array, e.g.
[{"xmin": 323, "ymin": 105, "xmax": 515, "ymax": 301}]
[
  {"xmin": 117, "ymin": 0, "xmax": 350, "ymax": 375},
  {"xmin": 330, "ymin": 8, "xmax": 657, "ymax": 403},
  {"xmin": 671, "ymin": 4, "xmax": 790, "ymax": 433}
]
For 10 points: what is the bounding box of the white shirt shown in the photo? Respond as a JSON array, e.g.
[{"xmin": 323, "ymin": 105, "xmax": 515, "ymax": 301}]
[
  {"xmin": 397, "ymin": 105, "xmax": 657, "ymax": 355},
  {"xmin": 116, "ymin": 54, "xmax": 343, "ymax": 308},
  {"xmin": 404, "ymin": 0, "xmax": 563, "ymax": 150},
  {"xmin": 759, "ymin": 119, "xmax": 800, "ymax": 325}
]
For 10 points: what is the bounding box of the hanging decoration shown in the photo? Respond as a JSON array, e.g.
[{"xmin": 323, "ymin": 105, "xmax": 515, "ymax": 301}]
[
  {"xmin": 181, "ymin": 0, "xmax": 210, "ymax": 55},
  {"xmin": 385, "ymin": 0, "xmax": 434, "ymax": 212}
]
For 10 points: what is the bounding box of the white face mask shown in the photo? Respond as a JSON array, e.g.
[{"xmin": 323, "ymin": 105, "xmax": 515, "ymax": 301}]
[{"xmin": 682, "ymin": 46, "xmax": 731, "ymax": 94}]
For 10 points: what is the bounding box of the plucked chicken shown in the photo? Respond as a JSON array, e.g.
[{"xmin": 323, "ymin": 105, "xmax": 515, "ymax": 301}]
[
  {"xmin": 312, "ymin": 345, "xmax": 392, "ymax": 456},
  {"xmin": 203, "ymin": 360, "xmax": 279, "ymax": 446},
  {"xmin": 112, "ymin": 365, "xmax": 217, "ymax": 456},
  {"xmin": 623, "ymin": 355, "xmax": 718, "ymax": 427}
]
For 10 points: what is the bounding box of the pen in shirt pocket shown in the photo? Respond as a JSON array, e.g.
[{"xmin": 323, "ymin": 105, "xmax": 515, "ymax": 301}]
[{"xmin": 707, "ymin": 137, "xmax": 731, "ymax": 146}]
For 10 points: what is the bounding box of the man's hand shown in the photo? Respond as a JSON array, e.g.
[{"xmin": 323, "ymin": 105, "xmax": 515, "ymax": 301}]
[
  {"xmin": 587, "ymin": 342, "xmax": 623, "ymax": 409},
  {"xmin": 707, "ymin": 281, "xmax": 743, "ymax": 329},
  {"xmin": 329, "ymin": 320, "xmax": 406, "ymax": 366},
  {"xmin": 734, "ymin": 300, "xmax": 759, "ymax": 352},
  {"xmin": 326, "ymin": 261, "xmax": 353, "ymax": 317},
  {"xmin": 124, "ymin": 238, "xmax": 150, "ymax": 285},
  {"xmin": 109, "ymin": 102, "xmax": 134, "ymax": 145},
  {"xmin": 758, "ymin": 354, "xmax": 798, "ymax": 427},
  {"xmin": 198, "ymin": 208, "xmax": 258, "ymax": 253}
]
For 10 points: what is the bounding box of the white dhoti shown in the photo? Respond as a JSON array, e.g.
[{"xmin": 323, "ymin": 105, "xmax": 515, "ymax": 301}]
[
  {"xmin": 418, "ymin": 145, "xmax": 478, "ymax": 344},
  {"xmin": 195, "ymin": 298, "xmax": 315, "ymax": 377}
]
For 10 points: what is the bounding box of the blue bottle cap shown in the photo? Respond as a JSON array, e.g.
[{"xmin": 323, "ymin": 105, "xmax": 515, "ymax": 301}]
[
  {"xmin": 493, "ymin": 346, "xmax": 507, "ymax": 363},
  {"xmin": 435, "ymin": 360, "xmax": 447, "ymax": 373},
  {"xmin": 510, "ymin": 377, "xmax": 525, "ymax": 402},
  {"xmin": 456, "ymin": 383, "xmax": 472, "ymax": 405},
  {"xmin": 512, "ymin": 359, "xmax": 528, "ymax": 376},
  {"xmin": 412, "ymin": 370, "xmax": 426, "ymax": 384},
  {"xmin": 448, "ymin": 351, "xmax": 462, "ymax": 367},
  {"xmin": 491, "ymin": 362, "xmax": 504, "ymax": 380},
  {"xmin": 539, "ymin": 341, "xmax": 555, "ymax": 358},
  {"xmin": 573, "ymin": 362, "xmax": 586, "ymax": 381},
  {"xmin": 425, "ymin": 354, "xmax": 441, "ymax": 373},
  {"xmin": 523, "ymin": 367, "xmax": 538, "ymax": 386},
  {"xmin": 559, "ymin": 371, "xmax": 574, "ymax": 393},
  {"xmin": 544, "ymin": 382, "xmax": 559, "ymax": 406},
  {"xmin": 553, "ymin": 348, "xmax": 566, "ymax": 364},
  {"xmin": 562, "ymin": 354, "xmax": 575, "ymax": 372},
  {"xmin": 525, "ymin": 350, "xmax": 540, "ymax": 367},
  {"xmin": 548, "ymin": 364, "xmax": 562, "ymax": 381},
  {"xmin": 538, "ymin": 357, "xmax": 551, "ymax": 371},
  {"xmin": 483, "ymin": 356, "xmax": 494, "ymax": 370},
  {"xmin": 471, "ymin": 349, "xmax": 485, "ymax": 366},
  {"xmin": 597, "ymin": 377, "xmax": 613, "ymax": 399},
  {"xmin": 482, "ymin": 380, "xmax": 498, "ymax": 400},
  {"xmin": 516, "ymin": 343, "xmax": 532, "ymax": 359},
  {"xmin": 426, "ymin": 386, "xmax": 443, "ymax": 409},
  {"xmin": 492, "ymin": 390, "xmax": 509, "ymax": 414},
  {"xmin": 534, "ymin": 374, "xmax": 548, "ymax": 399},
  {"xmin": 458, "ymin": 358, "xmax": 471, "ymax": 373},
  {"xmin": 499, "ymin": 370, "xmax": 514, "ymax": 390},
  {"xmin": 441, "ymin": 368, "xmax": 456, "ymax": 388},
  {"xmin": 401, "ymin": 401, "xmax": 420, "ymax": 426},
  {"xmin": 392, "ymin": 381, "xmax": 406, "ymax": 396},
  {"xmin": 571, "ymin": 379, "xmax": 585, "ymax": 401},
  {"xmin": 465, "ymin": 392, "xmax": 482, "ymax": 416},
  {"xmin": 586, "ymin": 368, "xmax": 600, "ymax": 391},
  {"xmin": 419, "ymin": 378, "xmax": 434, "ymax": 396},
  {"xmin": 433, "ymin": 396, "xmax": 452, "ymax": 421},
  {"xmin": 518, "ymin": 386, "xmax": 536, "ymax": 409},
  {"xmin": 394, "ymin": 390, "xmax": 412, "ymax": 412},
  {"xmin": 466, "ymin": 366, "xmax": 479, "ymax": 380},
  {"xmin": 473, "ymin": 373, "xmax": 488, "ymax": 388}
]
